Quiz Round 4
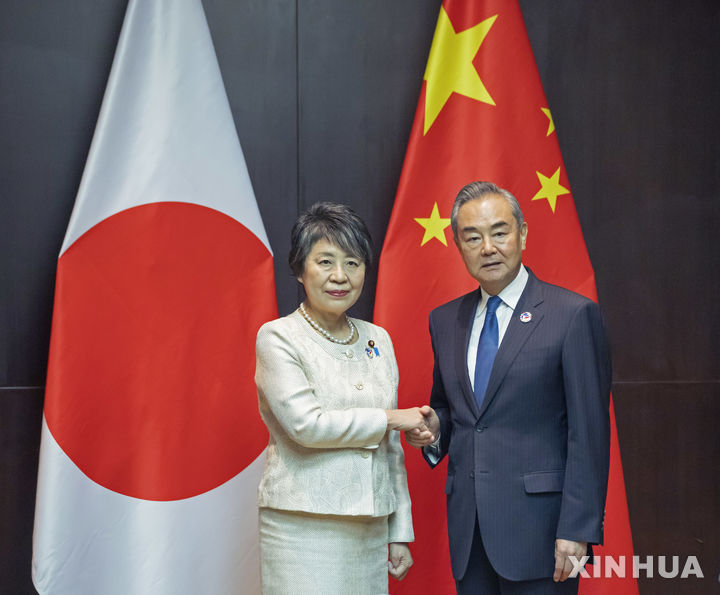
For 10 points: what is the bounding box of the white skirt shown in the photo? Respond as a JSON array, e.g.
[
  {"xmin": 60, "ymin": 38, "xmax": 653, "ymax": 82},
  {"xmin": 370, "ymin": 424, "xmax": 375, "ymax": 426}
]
[{"xmin": 259, "ymin": 507, "xmax": 389, "ymax": 595}]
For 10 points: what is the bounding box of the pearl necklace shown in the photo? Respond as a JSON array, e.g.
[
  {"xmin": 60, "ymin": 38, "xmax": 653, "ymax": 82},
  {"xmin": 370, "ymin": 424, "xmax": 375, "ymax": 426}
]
[{"xmin": 299, "ymin": 303, "xmax": 356, "ymax": 344}]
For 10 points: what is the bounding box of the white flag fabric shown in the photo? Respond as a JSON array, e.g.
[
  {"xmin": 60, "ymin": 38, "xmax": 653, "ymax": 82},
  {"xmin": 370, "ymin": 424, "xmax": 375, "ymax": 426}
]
[{"xmin": 32, "ymin": 0, "xmax": 276, "ymax": 592}]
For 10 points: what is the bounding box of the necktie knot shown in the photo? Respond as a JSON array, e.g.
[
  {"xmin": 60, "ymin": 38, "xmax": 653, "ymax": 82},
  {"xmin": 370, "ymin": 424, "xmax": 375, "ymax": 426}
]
[{"xmin": 486, "ymin": 295, "xmax": 502, "ymax": 316}]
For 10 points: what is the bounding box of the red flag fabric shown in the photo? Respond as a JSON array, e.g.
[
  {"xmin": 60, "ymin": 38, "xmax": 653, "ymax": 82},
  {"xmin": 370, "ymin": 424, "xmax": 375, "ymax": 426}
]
[
  {"xmin": 374, "ymin": 1, "xmax": 637, "ymax": 592},
  {"xmin": 32, "ymin": 0, "xmax": 276, "ymax": 592}
]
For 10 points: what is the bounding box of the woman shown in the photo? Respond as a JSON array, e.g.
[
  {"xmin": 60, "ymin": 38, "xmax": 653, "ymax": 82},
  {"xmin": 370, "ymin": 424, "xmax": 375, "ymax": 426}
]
[{"xmin": 255, "ymin": 202, "xmax": 430, "ymax": 594}]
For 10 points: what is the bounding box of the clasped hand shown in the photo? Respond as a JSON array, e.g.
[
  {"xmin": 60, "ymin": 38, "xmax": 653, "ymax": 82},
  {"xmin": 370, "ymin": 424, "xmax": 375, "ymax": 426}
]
[
  {"xmin": 403, "ymin": 406, "xmax": 440, "ymax": 448},
  {"xmin": 385, "ymin": 405, "xmax": 435, "ymax": 441}
]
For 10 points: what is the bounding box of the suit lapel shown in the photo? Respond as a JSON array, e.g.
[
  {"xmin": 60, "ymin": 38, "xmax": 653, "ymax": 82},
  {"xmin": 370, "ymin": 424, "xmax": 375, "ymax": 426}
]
[
  {"xmin": 455, "ymin": 288, "xmax": 481, "ymax": 417},
  {"xmin": 478, "ymin": 271, "xmax": 545, "ymax": 417}
]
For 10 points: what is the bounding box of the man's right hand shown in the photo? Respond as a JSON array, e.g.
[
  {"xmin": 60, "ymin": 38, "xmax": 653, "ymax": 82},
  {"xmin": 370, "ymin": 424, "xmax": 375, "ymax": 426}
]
[{"xmin": 404, "ymin": 406, "xmax": 440, "ymax": 448}]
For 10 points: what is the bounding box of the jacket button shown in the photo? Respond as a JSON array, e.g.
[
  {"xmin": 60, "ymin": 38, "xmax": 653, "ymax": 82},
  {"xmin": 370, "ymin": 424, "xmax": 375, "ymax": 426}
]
[
  {"xmin": 361, "ymin": 451, "xmax": 370, "ymax": 459},
  {"xmin": 476, "ymin": 426, "xmax": 484, "ymax": 433},
  {"xmin": 470, "ymin": 471, "xmax": 475, "ymax": 478},
  {"xmin": 345, "ymin": 349, "xmax": 354, "ymax": 358}
]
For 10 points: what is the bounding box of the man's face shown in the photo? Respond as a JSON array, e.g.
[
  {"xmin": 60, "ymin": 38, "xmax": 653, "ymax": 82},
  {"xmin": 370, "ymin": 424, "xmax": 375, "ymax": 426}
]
[{"xmin": 454, "ymin": 194, "xmax": 528, "ymax": 295}]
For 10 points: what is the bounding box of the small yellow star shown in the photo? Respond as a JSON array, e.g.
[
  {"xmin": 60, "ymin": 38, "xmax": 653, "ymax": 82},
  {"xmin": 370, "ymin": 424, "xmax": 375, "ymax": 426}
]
[
  {"xmin": 531, "ymin": 167, "xmax": 570, "ymax": 212},
  {"xmin": 541, "ymin": 107, "xmax": 555, "ymax": 136},
  {"xmin": 423, "ymin": 7, "xmax": 497, "ymax": 135},
  {"xmin": 414, "ymin": 203, "xmax": 451, "ymax": 246}
]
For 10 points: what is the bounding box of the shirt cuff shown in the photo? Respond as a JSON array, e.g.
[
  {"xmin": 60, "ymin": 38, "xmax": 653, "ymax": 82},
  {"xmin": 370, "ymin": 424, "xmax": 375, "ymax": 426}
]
[{"xmin": 422, "ymin": 433, "xmax": 442, "ymax": 465}]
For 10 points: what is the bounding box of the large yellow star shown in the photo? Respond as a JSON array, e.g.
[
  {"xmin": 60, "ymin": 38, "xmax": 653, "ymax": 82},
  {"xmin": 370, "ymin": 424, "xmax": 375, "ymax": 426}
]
[
  {"xmin": 541, "ymin": 107, "xmax": 555, "ymax": 136},
  {"xmin": 531, "ymin": 167, "xmax": 570, "ymax": 212},
  {"xmin": 414, "ymin": 203, "xmax": 451, "ymax": 246},
  {"xmin": 423, "ymin": 8, "xmax": 497, "ymax": 135}
]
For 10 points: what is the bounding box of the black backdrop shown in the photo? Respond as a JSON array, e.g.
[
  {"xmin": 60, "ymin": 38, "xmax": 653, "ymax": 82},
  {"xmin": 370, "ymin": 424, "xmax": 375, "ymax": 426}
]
[{"xmin": 2, "ymin": 1, "xmax": 718, "ymax": 593}]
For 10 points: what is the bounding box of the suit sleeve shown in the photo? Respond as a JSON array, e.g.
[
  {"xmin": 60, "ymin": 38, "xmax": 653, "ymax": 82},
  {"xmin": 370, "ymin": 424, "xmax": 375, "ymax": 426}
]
[
  {"xmin": 556, "ymin": 301, "xmax": 612, "ymax": 544},
  {"xmin": 422, "ymin": 312, "xmax": 452, "ymax": 467},
  {"xmin": 255, "ymin": 323, "xmax": 388, "ymax": 449},
  {"xmin": 381, "ymin": 328, "xmax": 415, "ymax": 543},
  {"xmin": 387, "ymin": 429, "xmax": 415, "ymax": 542}
]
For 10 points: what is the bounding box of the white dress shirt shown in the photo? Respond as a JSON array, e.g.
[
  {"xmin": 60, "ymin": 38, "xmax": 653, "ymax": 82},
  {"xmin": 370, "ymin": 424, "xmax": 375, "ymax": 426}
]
[{"xmin": 467, "ymin": 265, "xmax": 529, "ymax": 389}]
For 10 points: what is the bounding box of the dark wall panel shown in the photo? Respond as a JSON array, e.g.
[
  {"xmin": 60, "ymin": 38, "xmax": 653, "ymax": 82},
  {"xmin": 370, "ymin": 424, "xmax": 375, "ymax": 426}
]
[
  {"xmin": 0, "ymin": 389, "xmax": 44, "ymax": 595},
  {"xmin": 613, "ymin": 382, "xmax": 720, "ymax": 594}
]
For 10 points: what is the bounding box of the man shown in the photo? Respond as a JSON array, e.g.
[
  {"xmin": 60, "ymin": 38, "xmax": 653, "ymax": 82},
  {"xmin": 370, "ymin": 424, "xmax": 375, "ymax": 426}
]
[{"xmin": 407, "ymin": 181, "xmax": 611, "ymax": 594}]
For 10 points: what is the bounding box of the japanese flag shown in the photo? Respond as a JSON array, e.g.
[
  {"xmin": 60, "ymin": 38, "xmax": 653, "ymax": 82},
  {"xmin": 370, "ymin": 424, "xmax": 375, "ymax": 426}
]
[{"xmin": 32, "ymin": 0, "xmax": 275, "ymax": 593}]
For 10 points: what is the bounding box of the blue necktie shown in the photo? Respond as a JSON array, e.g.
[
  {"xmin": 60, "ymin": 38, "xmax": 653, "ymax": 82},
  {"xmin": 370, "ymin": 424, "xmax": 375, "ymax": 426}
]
[{"xmin": 473, "ymin": 295, "xmax": 502, "ymax": 408}]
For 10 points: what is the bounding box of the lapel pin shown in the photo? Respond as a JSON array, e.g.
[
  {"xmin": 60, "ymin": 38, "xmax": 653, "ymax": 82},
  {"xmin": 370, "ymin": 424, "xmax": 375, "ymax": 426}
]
[
  {"xmin": 520, "ymin": 312, "xmax": 532, "ymax": 323},
  {"xmin": 366, "ymin": 339, "xmax": 380, "ymax": 358}
]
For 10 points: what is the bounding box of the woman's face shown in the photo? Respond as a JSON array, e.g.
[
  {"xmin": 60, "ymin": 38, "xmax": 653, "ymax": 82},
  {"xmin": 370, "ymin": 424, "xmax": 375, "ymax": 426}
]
[{"xmin": 299, "ymin": 238, "xmax": 365, "ymax": 321}]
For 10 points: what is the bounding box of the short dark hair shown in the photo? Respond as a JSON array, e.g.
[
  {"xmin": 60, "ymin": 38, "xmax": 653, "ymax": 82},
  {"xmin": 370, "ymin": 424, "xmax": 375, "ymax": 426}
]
[
  {"xmin": 450, "ymin": 181, "xmax": 524, "ymax": 237},
  {"xmin": 289, "ymin": 202, "xmax": 373, "ymax": 277}
]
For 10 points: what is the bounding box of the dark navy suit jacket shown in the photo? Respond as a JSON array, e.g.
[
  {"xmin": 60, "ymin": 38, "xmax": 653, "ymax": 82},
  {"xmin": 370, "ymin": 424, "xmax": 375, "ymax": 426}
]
[{"xmin": 426, "ymin": 270, "xmax": 611, "ymax": 581}]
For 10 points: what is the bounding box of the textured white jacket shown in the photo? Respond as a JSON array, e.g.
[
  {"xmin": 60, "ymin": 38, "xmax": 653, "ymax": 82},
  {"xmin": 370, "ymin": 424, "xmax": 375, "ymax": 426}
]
[{"xmin": 255, "ymin": 310, "xmax": 414, "ymax": 543}]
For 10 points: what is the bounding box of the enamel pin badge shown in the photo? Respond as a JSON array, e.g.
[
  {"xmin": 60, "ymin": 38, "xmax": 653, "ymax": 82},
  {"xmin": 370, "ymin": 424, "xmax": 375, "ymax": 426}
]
[
  {"xmin": 365, "ymin": 339, "xmax": 380, "ymax": 359},
  {"xmin": 520, "ymin": 312, "xmax": 532, "ymax": 323}
]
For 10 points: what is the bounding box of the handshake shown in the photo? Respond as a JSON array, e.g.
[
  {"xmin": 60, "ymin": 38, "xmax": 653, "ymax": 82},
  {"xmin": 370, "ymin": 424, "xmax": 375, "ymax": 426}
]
[{"xmin": 385, "ymin": 405, "xmax": 440, "ymax": 448}]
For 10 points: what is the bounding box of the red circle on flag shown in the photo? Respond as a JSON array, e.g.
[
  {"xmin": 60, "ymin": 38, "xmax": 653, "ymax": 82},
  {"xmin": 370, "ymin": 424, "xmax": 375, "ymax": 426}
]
[{"xmin": 45, "ymin": 203, "xmax": 275, "ymax": 501}]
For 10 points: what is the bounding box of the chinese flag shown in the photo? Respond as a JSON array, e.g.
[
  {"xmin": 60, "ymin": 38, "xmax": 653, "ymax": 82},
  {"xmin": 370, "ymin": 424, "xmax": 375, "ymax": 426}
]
[
  {"xmin": 32, "ymin": 0, "xmax": 275, "ymax": 593},
  {"xmin": 374, "ymin": 1, "xmax": 637, "ymax": 593}
]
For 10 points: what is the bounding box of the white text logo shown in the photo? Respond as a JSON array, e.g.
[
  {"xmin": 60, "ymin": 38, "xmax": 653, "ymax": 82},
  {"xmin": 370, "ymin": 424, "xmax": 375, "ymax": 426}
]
[{"xmin": 569, "ymin": 555, "xmax": 704, "ymax": 579}]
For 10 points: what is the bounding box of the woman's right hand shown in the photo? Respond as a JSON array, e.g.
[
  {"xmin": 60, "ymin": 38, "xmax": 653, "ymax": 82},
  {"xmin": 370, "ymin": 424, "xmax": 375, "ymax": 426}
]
[
  {"xmin": 385, "ymin": 406, "xmax": 431, "ymax": 436},
  {"xmin": 404, "ymin": 405, "xmax": 440, "ymax": 448}
]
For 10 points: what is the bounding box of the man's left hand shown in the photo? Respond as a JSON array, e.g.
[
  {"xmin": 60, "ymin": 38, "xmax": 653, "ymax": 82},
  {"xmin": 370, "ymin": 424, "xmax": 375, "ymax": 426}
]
[{"xmin": 553, "ymin": 539, "xmax": 587, "ymax": 582}]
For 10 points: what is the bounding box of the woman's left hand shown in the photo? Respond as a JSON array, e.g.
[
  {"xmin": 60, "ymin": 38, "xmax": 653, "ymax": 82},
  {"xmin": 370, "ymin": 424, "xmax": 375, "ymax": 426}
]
[{"xmin": 388, "ymin": 542, "xmax": 413, "ymax": 580}]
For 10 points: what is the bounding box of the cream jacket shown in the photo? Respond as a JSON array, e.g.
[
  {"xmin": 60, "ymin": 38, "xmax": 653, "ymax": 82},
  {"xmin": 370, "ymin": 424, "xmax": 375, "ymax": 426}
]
[{"xmin": 255, "ymin": 311, "xmax": 414, "ymax": 543}]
